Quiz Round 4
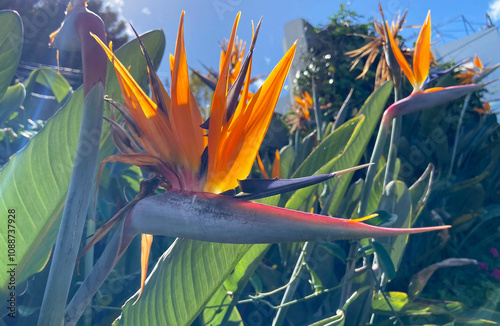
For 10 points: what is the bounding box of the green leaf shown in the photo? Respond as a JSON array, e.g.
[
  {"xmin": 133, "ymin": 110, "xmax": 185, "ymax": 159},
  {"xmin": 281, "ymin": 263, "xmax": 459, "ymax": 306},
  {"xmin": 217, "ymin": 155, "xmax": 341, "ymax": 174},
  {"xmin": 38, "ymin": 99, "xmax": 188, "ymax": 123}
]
[
  {"xmin": 337, "ymin": 178, "xmax": 363, "ymax": 219},
  {"xmin": 377, "ymin": 181, "xmax": 412, "ymax": 272},
  {"xmin": 201, "ymin": 244, "xmax": 268, "ymax": 325},
  {"xmin": 372, "ymin": 241, "xmax": 396, "ymax": 280},
  {"xmin": 305, "ymin": 262, "xmax": 324, "ymax": 293},
  {"xmin": 366, "ymin": 162, "xmax": 386, "ymax": 215},
  {"xmin": 117, "ymin": 240, "xmax": 252, "ymax": 326},
  {"xmin": 372, "ymin": 291, "xmax": 500, "ymax": 324},
  {"xmin": 0, "ymin": 30, "xmax": 166, "ymax": 299},
  {"xmin": 0, "ymin": 10, "xmax": 23, "ymax": 100},
  {"xmin": 23, "ymin": 68, "xmax": 72, "ymax": 112},
  {"xmin": 286, "ymin": 82, "xmax": 393, "ymax": 214},
  {"xmin": 294, "ymin": 130, "xmax": 316, "ymax": 172},
  {"xmin": 279, "ymin": 144, "xmax": 295, "ymax": 179},
  {"xmin": 409, "ymin": 164, "xmax": 434, "ymax": 223},
  {"xmin": 285, "ymin": 116, "xmax": 363, "ymax": 212},
  {"xmin": 201, "ymin": 288, "xmax": 244, "ymax": 326},
  {"xmin": 317, "ymin": 242, "xmax": 346, "ymax": 263},
  {"xmin": 0, "ymin": 83, "xmax": 25, "ymax": 123}
]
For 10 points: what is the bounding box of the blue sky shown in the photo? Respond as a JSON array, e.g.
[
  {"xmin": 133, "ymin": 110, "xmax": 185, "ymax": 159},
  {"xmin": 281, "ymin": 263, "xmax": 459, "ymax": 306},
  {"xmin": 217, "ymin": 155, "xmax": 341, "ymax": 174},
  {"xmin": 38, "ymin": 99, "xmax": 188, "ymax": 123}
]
[{"xmin": 109, "ymin": 0, "xmax": 498, "ymax": 83}]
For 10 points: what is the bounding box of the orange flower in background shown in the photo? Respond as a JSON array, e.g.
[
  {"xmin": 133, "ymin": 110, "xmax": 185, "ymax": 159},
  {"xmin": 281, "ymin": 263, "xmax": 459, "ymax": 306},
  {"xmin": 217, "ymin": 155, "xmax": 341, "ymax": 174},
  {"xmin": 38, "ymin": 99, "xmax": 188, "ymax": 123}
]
[
  {"xmin": 473, "ymin": 101, "xmax": 492, "ymax": 115},
  {"xmin": 455, "ymin": 54, "xmax": 500, "ymax": 85},
  {"xmin": 193, "ymin": 35, "xmax": 264, "ymax": 91},
  {"xmin": 92, "ymin": 11, "xmax": 296, "ymax": 298},
  {"xmin": 295, "ymin": 91, "xmax": 313, "ymax": 117},
  {"xmin": 286, "ymin": 91, "xmax": 312, "ymax": 133}
]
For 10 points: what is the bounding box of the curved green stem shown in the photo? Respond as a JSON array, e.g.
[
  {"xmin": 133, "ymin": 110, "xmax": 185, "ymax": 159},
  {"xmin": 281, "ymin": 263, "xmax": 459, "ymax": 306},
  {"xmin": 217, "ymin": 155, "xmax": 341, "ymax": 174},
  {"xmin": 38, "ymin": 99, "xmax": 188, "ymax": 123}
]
[
  {"xmin": 272, "ymin": 183, "xmax": 337, "ymax": 326},
  {"xmin": 38, "ymin": 84, "xmax": 105, "ymax": 326},
  {"xmin": 383, "ymin": 86, "xmax": 403, "ymax": 187},
  {"xmin": 448, "ymin": 93, "xmax": 472, "ymax": 180},
  {"xmin": 312, "ymin": 78, "xmax": 323, "ymax": 141},
  {"xmin": 38, "ymin": 6, "xmax": 106, "ymax": 325}
]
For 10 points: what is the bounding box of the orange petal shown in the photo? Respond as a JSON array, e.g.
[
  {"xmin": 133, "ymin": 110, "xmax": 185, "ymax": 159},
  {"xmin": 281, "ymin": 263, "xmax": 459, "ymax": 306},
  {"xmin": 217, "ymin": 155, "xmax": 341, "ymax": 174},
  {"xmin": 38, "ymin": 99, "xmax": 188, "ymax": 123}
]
[
  {"xmin": 206, "ymin": 42, "xmax": 296, "ymax": 193},
  {"xmin": 257, "ymin": 153, "xmax": 270, "ymax": 179},
  {"xmin": 171, "ymin": 11, "xmax": 205, "ymax": 171},
  {"xmin": 386, "ymin": 21, "xmax": 415, "ymax": 86},
  {"xmin": 473, "ymin": 54, "xmax": 483, "ymax": 70},
  {"xmin": 304, "ymin": 91, "xmax": 313, "ymax": 107},
  {"xmin": 271, "ymin": 149, "xmax": 281, "ymax": 179},
  {"xmin": 206, "ymin": 12, "xmax": 241, "ymax": 190},
  {"xmin": 91, "ymin": 33, "xmax": 181, "ymax": 164},
  {"xmin": 135, "ymin": 233, "xmax": 153, "ymax": 304},
  {"xmin": 413, "ymin": 11, "xmax": 431, "ymax": 90}
]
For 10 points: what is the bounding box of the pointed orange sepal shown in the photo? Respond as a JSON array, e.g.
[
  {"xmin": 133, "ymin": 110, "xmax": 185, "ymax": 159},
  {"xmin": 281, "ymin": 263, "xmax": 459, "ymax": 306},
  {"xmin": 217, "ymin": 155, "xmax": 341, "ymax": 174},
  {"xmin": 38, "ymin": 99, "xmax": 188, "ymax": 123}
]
[
  {"xmin": 413, "ymin": 11, "xmax": 431, "ymax": 90},
  {"xmin": 386, "ymin": 21, "xmax": 414, "ymax": 87},
  {"xmin": 257, "ymin": 154, "xmax": 270, "ymax": 179},
  {"xmin": 473, "ymin": 54, "xmax": 483, "ymax": 70},
  {"xmin": 271, "ymin": 149, "xmax": 281, "ymax": 179},
  {"xmin": 135, "ymin": 233, "xmax": 153, "ymax": 304}
]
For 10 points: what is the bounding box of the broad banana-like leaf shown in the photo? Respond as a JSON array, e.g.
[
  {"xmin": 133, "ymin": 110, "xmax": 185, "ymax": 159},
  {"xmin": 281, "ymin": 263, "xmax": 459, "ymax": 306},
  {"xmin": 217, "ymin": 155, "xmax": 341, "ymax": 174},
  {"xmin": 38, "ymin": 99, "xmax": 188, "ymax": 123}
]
[
  {"xmin": 201, "ymin": 196, "xmax": 279, "ymax": 325},
  {"xmin": 0, "ymin": 83, "xmax": 25, "ymax": 123},
  {"xmin": 23, "ymin": 67, "xmax": 72, "ymax": 112},
  {"xmin": 0, "ymin": 30, "xmax": 166, "ymax": 300},
  {"xmin": 0, "ymin": 10, "xmax": 22, "ymax": 100}
]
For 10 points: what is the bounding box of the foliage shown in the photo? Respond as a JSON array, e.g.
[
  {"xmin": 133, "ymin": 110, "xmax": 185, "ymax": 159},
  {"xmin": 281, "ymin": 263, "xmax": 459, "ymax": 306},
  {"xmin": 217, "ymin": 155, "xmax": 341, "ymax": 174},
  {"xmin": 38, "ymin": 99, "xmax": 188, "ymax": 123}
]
[
  {"xmin": 0, "ymin": 0, "xmax": 128, "ymax": 85},
  {"xmin": 294, "ymin": 4, "xmax": 376, "ymax": 119}
]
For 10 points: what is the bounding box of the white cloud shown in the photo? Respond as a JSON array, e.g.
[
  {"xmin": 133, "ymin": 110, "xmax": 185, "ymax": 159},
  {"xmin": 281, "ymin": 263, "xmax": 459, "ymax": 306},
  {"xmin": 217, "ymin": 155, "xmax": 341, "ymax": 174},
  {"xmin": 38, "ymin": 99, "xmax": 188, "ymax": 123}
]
[
  {"xmin": 105, "ymin": 0, "xmax": 124, "ymax": 13},
  {"xmin": 104, "ymin": 0, "xmax": 133, "ymax": 36},
  {"xmin": 142, "ymin": 7, "xmax": 151, "ymax": 15},
  {"xmin": 263, "ymin": 57, "xmax": 271, "ymax": 65},
  {"xmin": 252, "ymin": 78, "xmax": 265, "ymax": 90},
  {"xmin": 489, "ymin": 0, "xmax": 500, "ymax": 21}
]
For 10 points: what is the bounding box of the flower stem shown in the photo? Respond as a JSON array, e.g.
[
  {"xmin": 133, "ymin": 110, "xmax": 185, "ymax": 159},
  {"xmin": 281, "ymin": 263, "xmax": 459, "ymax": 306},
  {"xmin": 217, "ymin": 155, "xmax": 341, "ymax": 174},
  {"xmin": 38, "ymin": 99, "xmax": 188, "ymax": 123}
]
[
  {"xmin": 448, "ymin": 93, "xmax": 472, "ymax": 180},
  {"xmin": 383, "ymin": 86, "xmax": 402, "ymax": 187},
  {"xmin": 38, "ymin": 9, "xmax": 106, "ymax": 325},
  {"xmin": 38, "ymin": 83, "xmax": 105, "ymax": 326},
  {"xmin": 312, "ymin": 77, "xmax": 323, "ymax": 141},
  {"xmin": 272, "ymin": 183, "xmax": 337, "ymax": 326},
  {"xmin": 65, "ymin": 221, "xmax": 136, "ymax": 326},
  {"xmin": 340, "ymin": 117, "xmax": 390, "ymax": 310}
]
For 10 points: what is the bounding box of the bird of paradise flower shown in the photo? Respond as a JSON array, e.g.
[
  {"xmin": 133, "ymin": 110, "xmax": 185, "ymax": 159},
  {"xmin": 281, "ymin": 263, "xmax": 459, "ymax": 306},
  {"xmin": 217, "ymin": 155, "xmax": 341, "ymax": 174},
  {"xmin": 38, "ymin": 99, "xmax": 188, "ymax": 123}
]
[
  {"xmin": 381, "ymin": 11, "xmax": 484, "ymax": 127},
  {"xmin": 78, "ymin": 11, "xmax": 452, "ymax": 302},
  {"xmin": 87, "ymin": 11, "xmax": 297, "ymax": 297}
]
